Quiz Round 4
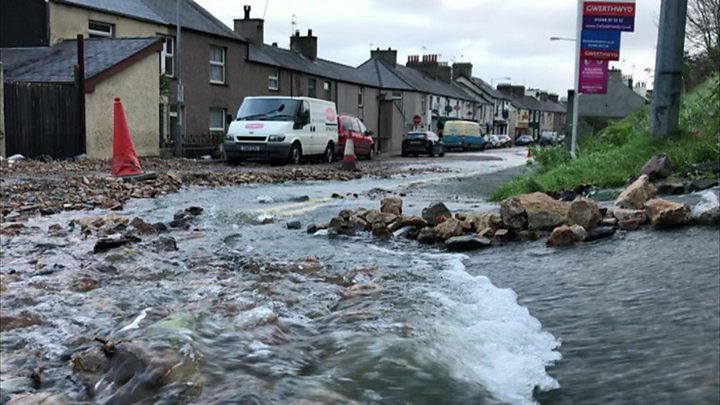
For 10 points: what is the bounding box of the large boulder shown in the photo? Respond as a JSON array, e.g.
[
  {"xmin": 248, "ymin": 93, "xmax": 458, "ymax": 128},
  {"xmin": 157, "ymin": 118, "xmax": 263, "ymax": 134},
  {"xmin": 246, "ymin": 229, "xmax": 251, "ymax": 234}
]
[
  {"xmin": 615, "ymin": 175, "xmax": 657, "ymax": 209},
  {"xmin": 613, "ymin": 208, "xmax": 648, "ymax": 223},
  {"xmin": 389, "ymin": 215, "xmax": 428, "ymax": 232},
  {"xmin": 502, "ymin": 192, "xmax": 569, "ymax": 231},
  {"xmin": 645, "ymin": 198, "xmax": 690, "ymax": 228},
  {"xmin": 463, "ymin": 212, "xmax": 502, "ymax": 232},
  {"xmin": 328, "ymin": 216, "xmax": 355, "ymax": 236},
  {"xmin": 500, "ymin": 197, "xmax": 527, "ymax": 230},
  {"xmin": 584, "ymin": 226, "xmax": 616, "ymax": 242},
  {"xmin": 365, "ymin": 210, "xmax": 397, "ymax": 226},
  {"xmin": 546, "ymin": 224, "xmax": 585, "ymax": 247},
  {"xmin": 433, "ymin": 218, "xmax": 466, "ymax": 241},
  {"xmin": 380, "ymin": 197, "xmax": 403, "ymax": 215},
  {"xmin": 566, "ymin": 197, "xmax": 602, "ymax": 230},
  {"xmin": 417, "ymin": 227, "xmax": 436, "ymax": 244},
  {"xmin": 371, "ymin": 223, "xmax": 392, "ymax": 239},
  {"xmin": 422, "ymin": 202, "xmax": 452, "ymax": 226},
  {"xmin": 445, "ymin": 235, "xmax": 491, "ymax": 251},
  {"xmin": 640, "ymin": 154, "xmax": 673, "ymax": 180}
]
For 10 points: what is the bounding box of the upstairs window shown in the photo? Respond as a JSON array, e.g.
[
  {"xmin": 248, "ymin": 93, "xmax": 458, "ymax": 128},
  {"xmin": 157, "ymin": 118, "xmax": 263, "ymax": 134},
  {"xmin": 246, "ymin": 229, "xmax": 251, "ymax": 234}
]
[
  {"xmin": 358, "ymin": 88, "xmax": 364, "ymax": 107},
  {"xmin": 268, "ymin": 68, "xmax": 279, "ymax": 90},
  {"xmin": 209, "ymin": 45, "xmax": 226, "ymax": 84},
  {"xmin": 88, "ymin": 21, "xmax": 113, "ymax": 38},
  {"xmin": 161, "ymin": 36, "xmax": 174, "ymax": 77},
  {"xmin": 323, "ymin": 81, "xmax": 332, "ymax": 100},
  {"xmin": 307, "ymin": 79, "xmax": 317, "ymax": 98}
]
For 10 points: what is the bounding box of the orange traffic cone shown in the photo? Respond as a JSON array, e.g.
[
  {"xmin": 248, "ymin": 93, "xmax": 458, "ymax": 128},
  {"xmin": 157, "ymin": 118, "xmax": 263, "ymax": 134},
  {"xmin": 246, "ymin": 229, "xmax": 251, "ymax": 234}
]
[
  {"xmin": 527, "ymin": 148, "xmax": 533, "ymax": 158},
  {"xmin": 112, "ymin": 97, "xmax": 148, "ymax": 179},
  {"xmin": 341, "ymin": 138, "xmax": 357, "ymax": 171}
]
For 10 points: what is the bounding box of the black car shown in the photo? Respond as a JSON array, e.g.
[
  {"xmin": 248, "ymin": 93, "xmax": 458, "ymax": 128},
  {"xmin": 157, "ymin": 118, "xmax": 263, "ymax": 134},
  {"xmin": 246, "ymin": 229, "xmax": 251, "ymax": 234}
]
[
  {"xmin": 401, "ymin": 131, "xmax": 445, "ymax": 157},
  {"xmin": 515, "ymin": 134, "xmax": 534, "ymax": 146}
]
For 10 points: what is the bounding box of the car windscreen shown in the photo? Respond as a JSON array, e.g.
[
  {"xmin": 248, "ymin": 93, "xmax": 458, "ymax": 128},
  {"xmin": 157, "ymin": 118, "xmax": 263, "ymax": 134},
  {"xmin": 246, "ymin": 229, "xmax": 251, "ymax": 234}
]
[
  {"xmin": 237, "ymin": 99, "xmax": 300, "ymax": 121},
  {"xmin": 406, "ymin": 133, "xmax": 426, "ymax": 140}
]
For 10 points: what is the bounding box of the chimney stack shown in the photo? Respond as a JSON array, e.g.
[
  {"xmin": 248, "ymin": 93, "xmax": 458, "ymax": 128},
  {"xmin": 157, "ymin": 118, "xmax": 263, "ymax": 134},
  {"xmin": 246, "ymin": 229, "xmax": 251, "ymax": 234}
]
[
  {"xmin": 511, "ymin": 85, "xmax": 526, "ymax": 98},
  {"xmin": 407, "ymin": 54, "xmax": 440, "ymax": 80},
  {"xmin": 371, "ymin": 47, "xmax": 398, "ymax": 67},
  {"xmin": 452, "ymin": 62, "xmax": 472, "ymax": 80},
  {"xmin": 233, "ymin": 5, "xmax": 264, "ymax": 46},
  {"xmin": 290, "ymin": 28, "xmax": 317, "ymax": 60},
  {"xmin": 548, "ymin": 93, "xmax": 559, "ymax": 103}
]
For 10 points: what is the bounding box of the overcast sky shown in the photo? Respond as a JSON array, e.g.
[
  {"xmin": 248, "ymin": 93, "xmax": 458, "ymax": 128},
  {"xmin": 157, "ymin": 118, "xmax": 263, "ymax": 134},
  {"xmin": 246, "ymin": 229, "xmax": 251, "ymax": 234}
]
[{"xmin": 196, "ymin": 0, "xmax": 661, "ymax": 95}]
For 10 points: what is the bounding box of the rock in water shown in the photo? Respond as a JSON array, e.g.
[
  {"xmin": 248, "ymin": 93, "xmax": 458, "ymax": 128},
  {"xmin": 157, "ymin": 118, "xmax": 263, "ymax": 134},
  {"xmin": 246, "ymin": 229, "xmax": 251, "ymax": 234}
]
[
  {"xmin": 417, "ymin": 227, "xmax": 436, "ymax": 244},
  {"xmin": 445, "ymin": 235, "xmax": 491, "ymax": 251},
  {"xmin": 547, "ymin": 224, "xmax": 585, "ymax": 247},
  {"xmin": 93, "ymin": 236, "xmax": 131, "ymax": 254},
  {"xmin": 130, "ymin": 217, "xmax": 158, "ymax": 235},
  {"xmin": 619, "ymin": 219, "xmax": 642, "ymax": 231},
  {"xmin": 640, "ymin": 154, "xmax": 673, "ymax": 180},
  {"xmin": 371, "ymin": 223, "xmax": 392, "ymax": 239},
  {"xmin": 613, "ymin": 208, "xmax": 648, "ymax": 223},
  {"xmin": 153, "ymin": 236, "xmax": 178, "ymax": 252},
  {"xmin": 422, "ymin": 202, "xmax": 452, "ymax": 226},
  {"xmin": 645, "ymin": 198, "xmax": 690, "ymax": 228},
  {"xmin": 584, "ymin": 226, "xmax": 616, "ymax": 242},
  {"xmin": 433, "ymin": 218, "xmax": 466, "ymax": 241},
  {"xmin": 689, "ymin": 178, "xmax": 720, "ymax": 192},
  {"xmin": 380, "ymin": 197, "xmax": 403, "ymax": 215},
  {"xmin": 566, "ymin": 197, "xmax": 602, "ymax": 230},
  {"xmin": 286, "ymin": 220, "xmax": 302, "ymax": 230},
  {"xmin": 503, "ymin": 192, "xmax": 569, "ymax": 231},
  {"xmin": 500, "ymin": 197, "xmax": 527, "ymax": 230},
  {"xmin": 615, "ymin": 175, "xmax": 657, "ymax": 209},
  {"xmin": 463, "ymin": 212, "xmax": 502, "ymax": 232},
  {"xmin": 691, "ymin": 190, "xmax": 720, "ymax": 226},
  {"xmin": 365, "ymin": 210, "xmax": 397, "ymax": 225}
]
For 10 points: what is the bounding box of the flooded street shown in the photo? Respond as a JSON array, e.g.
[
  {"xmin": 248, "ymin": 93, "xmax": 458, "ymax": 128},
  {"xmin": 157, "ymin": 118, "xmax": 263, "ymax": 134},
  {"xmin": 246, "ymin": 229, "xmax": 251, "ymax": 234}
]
[{"xmin": 1, "ymin": 148, "xmax": 718, "ymax": 404}]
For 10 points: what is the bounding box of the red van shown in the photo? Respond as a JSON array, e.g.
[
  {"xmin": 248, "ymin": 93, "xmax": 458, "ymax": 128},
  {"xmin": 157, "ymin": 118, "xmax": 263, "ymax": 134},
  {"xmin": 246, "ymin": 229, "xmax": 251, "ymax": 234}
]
[{"xmin": 336, "ymin": 114, "xmax": 375, "ymax": 159}]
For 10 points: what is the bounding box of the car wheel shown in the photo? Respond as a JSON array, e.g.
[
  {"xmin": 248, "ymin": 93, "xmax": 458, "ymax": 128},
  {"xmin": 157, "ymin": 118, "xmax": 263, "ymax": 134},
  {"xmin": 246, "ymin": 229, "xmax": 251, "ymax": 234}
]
[
  {"xmin": 439, "ymin": 145, "xmax": 445, "ymax": 157},
  {"xmin": 288, "ymin": 142, "xmax": 302, "ymax": 165},
  {"xmin": 367, "ymin": 147, "xmax": 374, "ymax": 160},
  {"xmin": 323, "ymin": 142, "xmax": 334, "ymax": 164},
  {"xmin": 428, "ymin": 146, "xmax": 435, "ymax": 157}
]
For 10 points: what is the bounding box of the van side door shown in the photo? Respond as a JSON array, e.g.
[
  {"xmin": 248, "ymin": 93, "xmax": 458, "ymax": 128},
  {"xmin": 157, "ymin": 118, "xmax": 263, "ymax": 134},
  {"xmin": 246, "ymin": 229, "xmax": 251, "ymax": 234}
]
[{"xmin": 296, "ymin": 100, "xmax": 315, "ymax": 154}]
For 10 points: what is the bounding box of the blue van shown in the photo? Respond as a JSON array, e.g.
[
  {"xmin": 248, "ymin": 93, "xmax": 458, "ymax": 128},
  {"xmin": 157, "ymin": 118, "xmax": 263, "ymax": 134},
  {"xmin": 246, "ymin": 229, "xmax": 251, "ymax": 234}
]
[{"xmin": 441, "ymin": 120, "xmax": 484, "ymax": 151}]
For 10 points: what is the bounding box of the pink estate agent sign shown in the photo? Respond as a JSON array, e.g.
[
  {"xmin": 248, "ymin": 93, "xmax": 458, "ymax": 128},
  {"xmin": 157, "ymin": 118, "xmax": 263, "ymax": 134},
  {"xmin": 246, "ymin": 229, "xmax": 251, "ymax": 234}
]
[{"xmin": 579, "ymin": 58, "xmax": 609, "ymax": 94}]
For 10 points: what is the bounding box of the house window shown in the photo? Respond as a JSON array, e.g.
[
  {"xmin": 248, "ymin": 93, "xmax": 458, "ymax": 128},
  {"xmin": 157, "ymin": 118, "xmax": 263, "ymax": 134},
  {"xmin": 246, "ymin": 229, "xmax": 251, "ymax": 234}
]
[
  {"xmin": 307, "ymin": 79, "xmax": 317, "ymax": 98},
  {"xmin": 88, "ymin": 21, "xmax": 113, "ymax": 38},
  {"xmin": 209, "ymin": 108, "xmax": 226, "ymax": 131},
  {"xmin": 323, "ymin": 81, "xmax": 332, "ymax": 100},
  {"xmin": 161, "ymin": 36, "xmax": 174, "ymax": 77},
  {"xmin": 209, "ymin": 45, "xmax": 225, "ymax": 84},
  {"xmin": 268, "ymin": 68, "xmax": 279, "ymax": 90},
  {"xmin": 358, "ymin": 88, "xmax": 363, "ymax": 107}
]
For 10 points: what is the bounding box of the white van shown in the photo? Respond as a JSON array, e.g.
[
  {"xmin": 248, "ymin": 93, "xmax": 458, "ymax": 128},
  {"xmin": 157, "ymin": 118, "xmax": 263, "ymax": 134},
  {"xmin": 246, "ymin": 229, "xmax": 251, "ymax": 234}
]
[{"xmin": 224, "ymin": 96, "xmax": 338, "ymax": 164}]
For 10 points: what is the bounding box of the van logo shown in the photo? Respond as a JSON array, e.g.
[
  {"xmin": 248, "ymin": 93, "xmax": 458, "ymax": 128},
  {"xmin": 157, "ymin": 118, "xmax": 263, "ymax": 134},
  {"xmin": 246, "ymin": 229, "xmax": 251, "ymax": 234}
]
[
  {"xmin": 245, "ymin": 123, "xmax": 264, "ymax": 129},
  {"xmin": 325, "ymin": 108, "xmax": 335, "ymax": 122}
]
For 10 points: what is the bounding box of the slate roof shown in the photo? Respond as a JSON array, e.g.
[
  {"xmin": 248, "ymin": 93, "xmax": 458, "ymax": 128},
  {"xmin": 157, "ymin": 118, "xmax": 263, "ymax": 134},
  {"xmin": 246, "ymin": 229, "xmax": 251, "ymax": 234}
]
[
  {"xmin": 455, "ymin": 81, "xmax": 493, "ymax": 104},
  {"xmin": 356, "ymin": 58, "xmax": 413, "ymax": 90},
  {"xmin": 1, "ymin": 37, "xmax": 161, "ymax": 83},
  {"xmin": 54, "ymin": 0, "xmax": 242, "ymax": 40},
  {"xmin": 248, "ymin": 43, "xmax": 373, "ymax": 85},
  {"xmin": 471, "ymin": 77, "xmax": 510, "ymax": 100}
]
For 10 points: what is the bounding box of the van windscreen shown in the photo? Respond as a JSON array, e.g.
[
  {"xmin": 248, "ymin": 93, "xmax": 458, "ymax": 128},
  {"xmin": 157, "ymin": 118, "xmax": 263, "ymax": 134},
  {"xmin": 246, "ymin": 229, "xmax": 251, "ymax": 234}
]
[{"xmin": 237, "ymin": 99, "xmax": 301, "ymax": 121}]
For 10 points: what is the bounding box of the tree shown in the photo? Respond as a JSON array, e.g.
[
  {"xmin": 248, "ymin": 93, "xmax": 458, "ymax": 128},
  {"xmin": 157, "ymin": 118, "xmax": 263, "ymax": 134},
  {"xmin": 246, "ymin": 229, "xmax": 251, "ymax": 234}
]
[{"xmin": 686, "ymin": 0, "xmax": 720, "ymax": 70}]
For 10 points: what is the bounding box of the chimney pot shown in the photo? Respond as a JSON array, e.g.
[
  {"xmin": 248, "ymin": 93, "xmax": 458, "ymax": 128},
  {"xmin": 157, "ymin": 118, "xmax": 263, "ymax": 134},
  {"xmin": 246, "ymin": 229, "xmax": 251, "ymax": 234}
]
[
  {"xmin": 272, "ymin": 42, "xmax": 277, "ymax": 47},
  {"xmin": 308, "ymin": 29, "xmax": 312, "ymax": 36},
  {"xmin": 295, "ymin": 30, "xmax": 300, "ymax": 37},
  {"xmin": 243, "ymin": 5, "xmax": 250, "ymax": 19}
]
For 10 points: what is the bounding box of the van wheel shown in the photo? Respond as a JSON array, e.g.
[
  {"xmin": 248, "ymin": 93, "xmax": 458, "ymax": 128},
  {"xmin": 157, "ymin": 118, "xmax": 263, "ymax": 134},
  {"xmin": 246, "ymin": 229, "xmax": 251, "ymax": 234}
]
[
  {"xmin": 367, "ymin": 148, "xmax": 374, "ymax": 160},
  {"xmin": 289, "ymin": 142, "xmax": 302, "ymax": 165},
  {"xmin": 439, "ymin": 146, "xmax": 445, "ymax": 157},
  {"xmin": 323, "ymin": 142, "xmax": 334, "ymax": 164}
]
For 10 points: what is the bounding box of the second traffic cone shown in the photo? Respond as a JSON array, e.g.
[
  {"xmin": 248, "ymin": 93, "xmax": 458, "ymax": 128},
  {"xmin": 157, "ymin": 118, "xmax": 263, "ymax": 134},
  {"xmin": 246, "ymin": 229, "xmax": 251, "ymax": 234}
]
[
  {"xmin": 527, "ymin": 147, "xmax": 533, "ymax": 158},
  {"xmin": 112, "ymin": 97, "xmax": 144, "ymax": 177},
  {"xmin": 341, "ymin": 137, "xmax": 356, "ymax": 171}
]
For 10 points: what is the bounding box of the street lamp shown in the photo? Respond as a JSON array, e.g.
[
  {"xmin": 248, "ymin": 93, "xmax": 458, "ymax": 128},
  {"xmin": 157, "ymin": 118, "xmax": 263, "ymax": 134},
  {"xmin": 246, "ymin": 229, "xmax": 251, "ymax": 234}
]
[{"xmin": 490, "ymin": 77, "xmax": 511, "ymax": 86}]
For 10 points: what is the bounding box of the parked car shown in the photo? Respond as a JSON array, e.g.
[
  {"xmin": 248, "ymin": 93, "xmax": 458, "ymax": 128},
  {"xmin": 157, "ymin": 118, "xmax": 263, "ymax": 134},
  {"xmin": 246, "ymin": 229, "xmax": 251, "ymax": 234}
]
[
  {"xmin": 336, "ymin": 114, "xmax": 375, "ymax": 159},
  {"xmin": 539, "ymin": 131, "xmax": 558, "ymax": 146},
  {"xmin": 442, "ymin": 120, "xmax": 485, "ymax": 151},
  {"xmin": 488, "ymin": 134, "xmax": 511, "ymax": 148},
  {"xmin": 515, "ymin": 134, "xmax": 534, "ymax": 146},
  {"xmin": 485, "ymin": 134, "xmax": 501, "ymax": 149},
  {"xmin": 224, "ymin": 96, "xmax": 338, "ymax": 165},
  {"xmin": 401, "ymin": 131, "xmax": 445, "ymax": 157}
]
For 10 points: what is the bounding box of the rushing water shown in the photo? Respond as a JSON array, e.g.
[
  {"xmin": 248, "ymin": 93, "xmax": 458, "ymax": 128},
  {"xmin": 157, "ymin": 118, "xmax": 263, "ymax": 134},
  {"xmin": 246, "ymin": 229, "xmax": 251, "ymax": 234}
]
[{"xmin": 1, "ymin": 171, "xmax": 718, "ymax": 404}]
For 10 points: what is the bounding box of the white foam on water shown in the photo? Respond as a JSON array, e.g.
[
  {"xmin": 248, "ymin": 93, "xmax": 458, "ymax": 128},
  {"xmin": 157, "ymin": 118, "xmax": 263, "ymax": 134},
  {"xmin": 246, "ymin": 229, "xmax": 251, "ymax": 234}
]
[
  {"xmin": 119, "ymin": 307, "xmax": 151, "ymax": 332},
  {"xmin": 366, "ymin": 245, "xmax": 562, "ymax": 404},
  {"xmin": 422, "ymin": 253, "xmax": 561, "ymax": 405},
  {"xmin": 692, "ymin": 189, "xmax": 719, "ymax": 217}
]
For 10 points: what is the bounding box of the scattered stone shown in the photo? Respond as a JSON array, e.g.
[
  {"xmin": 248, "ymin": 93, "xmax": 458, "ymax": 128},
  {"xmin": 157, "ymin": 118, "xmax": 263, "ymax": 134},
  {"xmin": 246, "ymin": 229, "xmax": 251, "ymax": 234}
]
[
  {"xmin": 185, "ymin": 206, "xmax": 204, "ymax": 216},
  {"xmin": 445, "ymin": 235, "xmax": 491, "ymax": 251},
  {"xmin": 331, "ymin": 193, "xmax": 342, "ymax": 199},
  {"xmin": 645, "ymin": 198, "xmax": 690, "ymax": 228},
  {"xmin": 169, "ymin": 219, "xmax": 190, "ymax": 229},
  {"xmin": 380, "ymin": 197, "xmax": 403, "ymax": 215},
  {"xmin": 477, "ymin": 227, "xmax": 494, "ymax": 238},
  {"xmin": 371, "ymin": 223, "xmax": 392, "ymax": 239},
  {"xmin": 306, "ymin": 224, "xmax": 328, "ymax": 234},
  {"xmin": 6, "ymin": 393, "xmax": 71, "ymax": 405},
  {"xmin": 433, "ymin": 218, "xmax": 466, "ymax": 241},
  {"xmin": 689, "ymin": 178, "xmax": 719, "ymax": 192},
  {"xmin": 696, "ymin": 207, "xmax": 720, "ymax": 226},
  {"xmin": 494, "ymin": 229, "xmax": 509, "ymax": 239},
  {"xmin": 615, "ymin": 174, "xmax": 656, "ymax": 209},
  {"xmin": 1, "ymin": 222, "xmax": 25, "ymax": 236},
  {"xmin": 584, "ymin": 226, "xmax": 616, "ymax": 242},
  {"xmin": 547, "ymin": 224, "xmax": 584, "ymax": 247},
  {"xmin": 130, "ymin": 217, "xmax": 158, "ymax": 235},
  {"xmin": 613, "ymin": 208, "xmax": 648, "ymax": 224},
  {"xmin": 328, "ymin": 216, "xmax": 355, "ymax": 236},
  {"xmin": 350, "ymin": 215, "xmax": 371, "ymax": 232},
  {"xmin": 618, "ymin": 219, "xmax": 642, "ymax": 231},
  {"xmin": 417, "ymin": 227, "xmax": 436, "ymax": 244},
  {"xmin": 257, "ymin": 196, "xmax": 274, "ymax": 204},
  {"xmin": 640, "ymin": 153, "xmax": 673, "ymax": 180},
  {"xmin": 0, "ymin": 311, "xmax": 43, "ymax": 332},
  {"xmin": 518, "ymin": 230, "xmax": 540, "ymax": 241},
  {"xmin": 463, "ymin": 212, "xmax": 502, "ymax": 232},
  {"xmin": 569, "ymin": 224, "xmax": 587, "ymax": 241},
  {"xmin": 365, "ymin": 210, "xmax": 397, "ymax": 225},
  {"xmin": 566, "ymin": 197, "xmax": 602, "ymax": 230},
  {"xmin": 657, "ymin": 182, "xmax": 687, "ymax": 195},
  {"xmin": 93, "ymin": 235, "xmax": 131, "ymax": 254},
  {"xmin": 153, "ymin": 222, "xmax": 169, "ymax": 233},
  {"xmin": 73, "ymin": 275, "xmax": 101, "ymax": 292},
  {"xmin": 390, "ymin": 215, "xmax": 428, "ymax": 231},
  {"xmin": 261, "ymin": 217, "xmax": 274, "ymax": 225},
  {"xmin": 600, "ymin": 217, "xmax": 618, "ymax": 227},
  {"xmin": 500, "ymin": 197, "xmax": 527, "ymax": 230},
  {"xmin": 153, "ymin": 236, "xmax": 178, "ymax": 252},
  {"xmin": 286, "ymin": 220, "xmax": 302, "ymax": 230},
  {"xmin": 422, "ymin": 202, "xmax": 452, "ymax": 226}
]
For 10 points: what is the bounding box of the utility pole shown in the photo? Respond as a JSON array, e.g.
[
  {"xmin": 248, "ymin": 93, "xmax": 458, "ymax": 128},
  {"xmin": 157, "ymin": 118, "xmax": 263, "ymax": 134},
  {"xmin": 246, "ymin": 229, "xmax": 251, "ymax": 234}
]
[
  {"xmin": 569, "ymin": 0, "xmax": 583, "ymax": 159},
  {"xmin": 173, "ymin": 0, "xmax": 184, "ymax": 158},
  {"xmin": 650, "ymin": 0, "xmax": 688, "ymax": 139}
]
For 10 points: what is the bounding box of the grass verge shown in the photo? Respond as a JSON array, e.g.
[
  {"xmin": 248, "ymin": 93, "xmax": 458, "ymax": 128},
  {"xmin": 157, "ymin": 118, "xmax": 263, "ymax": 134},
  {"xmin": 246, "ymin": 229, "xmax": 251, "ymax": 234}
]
[{"xmin": 490, "ymin": 76, "xmax": 720, "ymax": 201}]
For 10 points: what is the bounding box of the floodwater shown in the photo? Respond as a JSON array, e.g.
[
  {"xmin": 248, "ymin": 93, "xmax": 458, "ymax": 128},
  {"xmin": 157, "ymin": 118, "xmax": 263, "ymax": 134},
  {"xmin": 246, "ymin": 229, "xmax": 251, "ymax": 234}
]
[{"xmin": 1, "ymin": 152, "xmax": 718, "ymax": 404}]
